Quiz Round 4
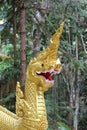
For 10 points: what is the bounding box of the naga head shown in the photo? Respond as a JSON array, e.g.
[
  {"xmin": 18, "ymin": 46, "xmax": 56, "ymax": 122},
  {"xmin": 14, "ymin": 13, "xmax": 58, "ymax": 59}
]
[{"xmin": 26, "ymin": 22, "xmax": 64, "ymax": 92}]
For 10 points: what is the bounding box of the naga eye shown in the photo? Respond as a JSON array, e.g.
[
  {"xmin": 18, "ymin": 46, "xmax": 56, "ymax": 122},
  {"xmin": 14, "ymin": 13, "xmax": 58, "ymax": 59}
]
[{"xmin": 41, "ymin": 64, "xmax": 44, "ymax": 67}]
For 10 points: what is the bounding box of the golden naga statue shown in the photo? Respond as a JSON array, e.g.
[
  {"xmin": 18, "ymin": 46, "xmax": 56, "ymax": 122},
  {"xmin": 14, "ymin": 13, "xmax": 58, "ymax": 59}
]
[{"xmin": 0, "ymin": 22, "xmax": 64, "ymax": 130}]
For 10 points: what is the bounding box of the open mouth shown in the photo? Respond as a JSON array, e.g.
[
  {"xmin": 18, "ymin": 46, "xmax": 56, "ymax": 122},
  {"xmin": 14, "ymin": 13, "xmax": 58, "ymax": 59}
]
[{"xmin": 36, "ymin": 68, "xmax": 59, "ymax": 84}]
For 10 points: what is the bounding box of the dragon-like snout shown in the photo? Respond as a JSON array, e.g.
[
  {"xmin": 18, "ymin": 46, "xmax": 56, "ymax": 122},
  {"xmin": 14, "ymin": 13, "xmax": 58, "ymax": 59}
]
[{"xmin": 36, "ymin": 58, "xmax": 62, "ymax": 86}]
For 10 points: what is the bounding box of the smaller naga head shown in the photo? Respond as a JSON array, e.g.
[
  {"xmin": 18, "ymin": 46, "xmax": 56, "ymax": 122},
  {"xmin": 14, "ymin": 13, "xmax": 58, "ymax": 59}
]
[{"xmin": 27, "ymin": 22, "xmax": 64, "ymax": 92}]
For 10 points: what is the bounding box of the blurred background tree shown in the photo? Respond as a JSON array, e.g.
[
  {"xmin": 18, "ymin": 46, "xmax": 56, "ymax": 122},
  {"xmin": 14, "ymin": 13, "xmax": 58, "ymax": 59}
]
[{"xmin": 0, "ymin": 0, "xmax": 87, "ymax": 130}]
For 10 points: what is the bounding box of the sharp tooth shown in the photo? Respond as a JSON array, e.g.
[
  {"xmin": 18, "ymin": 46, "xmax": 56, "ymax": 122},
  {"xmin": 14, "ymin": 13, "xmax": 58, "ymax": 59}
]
[
  {"xmin": 51, "ymin": 73, "xmax": 54, "ymax": 76},
  {"xmin": 45, "ymin": 79, "xmax": 49, "ymax": 83},
  {"xmin": 44, "ymin": 70, "xmax": 47, "ymax": 73},
  {"xmin": 36, "ymin": 71, "xmax": 41, "ymax": 74},
  {"xmin": 54, "ymin": 69, "xmax": 61, "ymax": 74},
  {"xmin": 45, "ymin": 79, "xmax": 54, "ymax": 84},
  {"xmin": 45, "ymin": 70, "xmax": 50, "ymax": 73},
  {"xmin": 50, "ymin": 68, "xmax": 54, "ymax": 73}
]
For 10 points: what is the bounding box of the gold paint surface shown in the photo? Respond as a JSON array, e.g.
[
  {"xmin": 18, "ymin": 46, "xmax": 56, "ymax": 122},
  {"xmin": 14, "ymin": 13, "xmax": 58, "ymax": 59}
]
[{"xmin": 0, "ymin": 22, "xmax": 64, "ymax": 130}]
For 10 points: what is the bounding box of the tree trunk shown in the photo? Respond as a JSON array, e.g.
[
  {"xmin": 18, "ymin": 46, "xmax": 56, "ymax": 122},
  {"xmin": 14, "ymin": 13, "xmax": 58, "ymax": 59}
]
[
  {"xmin": 73, "ymin": 36, "xmax": 80, "ymax": 130},
  {"xmin": 13, "ymin": 2, "xmax": 17, "ymax": 90},
  {"xmin": 33, "ymin": 30, "xmax": 40, "ymax": 58},
  {"xmin": 20, "ymin": 3, "xmax": 26, "ymax": 90},
  {"xmin": 73, "ymin": 87, "xmax": 79, "ymax": 130}
]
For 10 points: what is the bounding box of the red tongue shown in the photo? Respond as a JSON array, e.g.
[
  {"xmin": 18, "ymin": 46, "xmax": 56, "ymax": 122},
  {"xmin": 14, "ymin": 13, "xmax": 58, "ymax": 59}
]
[{"xmin": 41, "ymin": 72, "xmax": 52, "ymax": 80}]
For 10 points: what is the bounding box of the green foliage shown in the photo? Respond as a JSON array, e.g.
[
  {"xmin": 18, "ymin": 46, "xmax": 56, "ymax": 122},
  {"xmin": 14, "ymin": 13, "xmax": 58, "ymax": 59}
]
[
  {"xmin": 0, "ymin": 92, "xmax": 15, "ymax": 112},
  {"xmin": 79, "ymin": 115, "xmax": 87, "ymax": 130},
  {"xmin": 0, "ymin": 44, "xmax": 20, "ymax": 80},
  {"xmin": 45, "ymin": 1, "xmax": 87, "ymax": 130},
  {"xmin": 0, "ymin": 43, "xmax": 32, "ymax": 81},
  {"xmin": 57, "ymin": 122, "xmax": 71, "ymax": 130},
  {"xmin": 0, "ymin": 0, "xmax": 87, "ymax": 130},
  {"xmin": 45, "ymin": 87, "xmax": 72, "ymax": 130}
]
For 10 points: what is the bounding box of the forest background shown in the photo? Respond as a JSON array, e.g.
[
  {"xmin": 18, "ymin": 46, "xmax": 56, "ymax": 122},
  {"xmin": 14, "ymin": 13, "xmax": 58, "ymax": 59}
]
[{"xmin": 0, "ymin": 0, "xmax": 87, "ymax": 130}]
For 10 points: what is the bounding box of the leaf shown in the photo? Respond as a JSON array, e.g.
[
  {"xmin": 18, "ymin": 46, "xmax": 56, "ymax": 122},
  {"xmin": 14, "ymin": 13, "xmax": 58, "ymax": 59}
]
[
  {"xmin": 3, "ymin": 92, "xmax": 15, "ymax": 102},
  {"xmin": 57, "ymin": 122, "xmax": 71, "ymax": 130},
  {"xmin": 79, "ymin": 9, "xmax": 87, "ymax": 17}
]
